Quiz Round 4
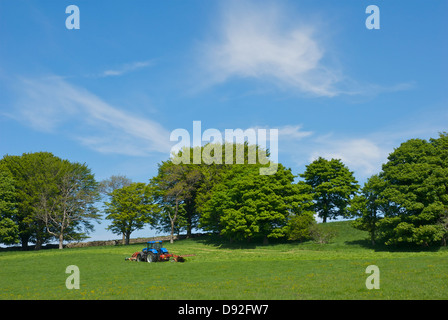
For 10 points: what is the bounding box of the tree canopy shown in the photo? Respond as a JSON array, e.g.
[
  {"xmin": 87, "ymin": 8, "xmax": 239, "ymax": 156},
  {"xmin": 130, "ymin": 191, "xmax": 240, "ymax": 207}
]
[
  {"xmin": 0, "ymin": 170, "xmax": 18, "ymax": 245},
  {"xmin": 104, "ymin": 182, "xmax": 155, "ymax": 245},
  {"xmin": 349, "ymin": 174, "xmax": 387, "ymax": 245},
  {"xmin": 300, "ymin": 157, "xmax": 359, "ymax": 223},
  {"xmin": 200, "ymin": 163, "xmax": 314, "ymax": 243},
  {"xmin": 374, "ymin": 133, "xmax": 448, "ymax": 246},
  {"xmin": 0, "ymin": 152, "xmax": 100, "ymax": 249}
]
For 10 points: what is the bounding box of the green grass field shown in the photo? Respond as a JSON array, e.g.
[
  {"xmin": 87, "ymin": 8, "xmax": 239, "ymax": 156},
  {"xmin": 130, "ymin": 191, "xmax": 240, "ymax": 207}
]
[{"xmin": 1, "ymin": 221, "xmax": 447, "ymax": 300}]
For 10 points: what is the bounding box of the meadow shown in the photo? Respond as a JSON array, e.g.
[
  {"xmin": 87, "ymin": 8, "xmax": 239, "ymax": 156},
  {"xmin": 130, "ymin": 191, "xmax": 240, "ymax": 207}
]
[{"xmin": 0, "ymin": 221, "xmax": 447, "ymax": 300}]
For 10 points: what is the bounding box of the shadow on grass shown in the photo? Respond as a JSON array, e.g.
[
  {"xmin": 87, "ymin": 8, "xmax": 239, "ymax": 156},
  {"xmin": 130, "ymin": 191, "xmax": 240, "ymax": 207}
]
[
  {"xmin": 0, "ymin": 243, "xmax": 61, "ymax": 252},
  {"xmin": 189, "ymin": 233, "xmax": 299, "ymax": 250},
  {"xmin": 345, "ymin": 239, "xmax": 444, "ymax": 253}
]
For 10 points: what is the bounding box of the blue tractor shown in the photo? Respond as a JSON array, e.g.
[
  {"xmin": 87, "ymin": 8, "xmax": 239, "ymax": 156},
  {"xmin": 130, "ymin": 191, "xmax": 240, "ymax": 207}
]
[{"xmin": 127, "ymin": 240, "xmax": 185, "ymax": 263}]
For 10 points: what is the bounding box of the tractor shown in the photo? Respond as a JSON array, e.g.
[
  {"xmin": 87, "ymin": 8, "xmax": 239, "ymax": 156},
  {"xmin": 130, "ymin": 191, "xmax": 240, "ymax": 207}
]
[{"xmin": 126, "ymin": 240, "xmax": 187, "ymax": 263}]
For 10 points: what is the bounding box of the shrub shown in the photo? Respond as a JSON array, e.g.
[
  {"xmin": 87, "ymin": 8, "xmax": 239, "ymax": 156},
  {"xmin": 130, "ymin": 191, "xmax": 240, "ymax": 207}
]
[
  {"xmin": 309, "ymin": 224, "xmax": 338, "ymax": 244},
  {"xmin": 286, "ymin": 213, "xmax": 315, "ymax": 242}
]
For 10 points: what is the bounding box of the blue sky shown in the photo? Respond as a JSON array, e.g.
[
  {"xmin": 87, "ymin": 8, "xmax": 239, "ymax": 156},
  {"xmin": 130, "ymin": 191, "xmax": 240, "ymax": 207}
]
[{"xmin": 0, "ymin": 0, "xmax": 447, "ymax": 241}]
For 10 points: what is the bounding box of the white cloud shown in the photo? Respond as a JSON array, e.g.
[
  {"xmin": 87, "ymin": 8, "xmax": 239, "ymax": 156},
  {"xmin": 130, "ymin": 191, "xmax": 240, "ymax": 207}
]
[
  {"xmin": 195, "ymin": 0, "xmax": 415, "ymax": 99},
  {"xmin": 278, "ymin": 125, "xmax": 313, "ymax": 140},
  {"xmin": 277, "ymin": 118, "xmax": 448, "ymax": 182},
  {"xmin": 269, "ymin": 125, "xmax": 394, "ymax": 181},
  {"xmin": 309, "ymin": 137, "xmax": 389, "ymax": 177},
  {"xmin": 11, "ymin": 76, "xmax": 172, "ymax": 156},
  {"xmin": 94, "ymin": 60, "xmax": 153, "ymax": 78},
  {"xmin": 198, "ymin": 0, "xmax": 341, "ymax": 97}
]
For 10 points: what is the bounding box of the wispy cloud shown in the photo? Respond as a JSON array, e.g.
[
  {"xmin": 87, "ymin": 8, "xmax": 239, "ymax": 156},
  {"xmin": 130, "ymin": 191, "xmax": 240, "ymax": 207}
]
[
  {"xmin": 10, "ymin": 76, "xmax": 172, "ymax": 156},
  {"xmin": 195, "ymin": 0, "xmax": 414, "ymax": 98},
  {"xmin": 197, "ymin": 0, "xmax": 342, "ymax": 97},
  {"xmin": 92, "ymin": 60, "xmax": 154, "ymax": 78},
  {"xmin": 277, "ymin": 125, "xmax": 313, "ymax": 140}
]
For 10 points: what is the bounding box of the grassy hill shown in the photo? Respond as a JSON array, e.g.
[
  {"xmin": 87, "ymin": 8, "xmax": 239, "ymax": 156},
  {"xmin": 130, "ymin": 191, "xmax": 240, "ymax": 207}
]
[{"xmin": 1, "ymin": 221, "xmax": 447, "ymax": 300}]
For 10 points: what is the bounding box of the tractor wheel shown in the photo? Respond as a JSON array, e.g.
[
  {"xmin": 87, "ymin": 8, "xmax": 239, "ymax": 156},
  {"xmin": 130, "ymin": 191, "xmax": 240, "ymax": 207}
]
[
  {"xmin": 147, "ymin": 253, "xmax": 156, "ymax": 263},
  {"xmin": 136, "ymin": 254, "xmax": 142, "ymax": 262}
]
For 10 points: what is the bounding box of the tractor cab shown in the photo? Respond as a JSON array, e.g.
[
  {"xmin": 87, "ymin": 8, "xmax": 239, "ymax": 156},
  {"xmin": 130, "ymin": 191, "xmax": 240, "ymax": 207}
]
[{"xmin": 143, "ymin": 240, "xmax": 169, "ymax": 255}]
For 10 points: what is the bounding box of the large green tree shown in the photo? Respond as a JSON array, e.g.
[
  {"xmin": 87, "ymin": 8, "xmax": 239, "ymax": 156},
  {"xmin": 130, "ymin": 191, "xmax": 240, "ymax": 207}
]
[
  {"xmin": 0, "ymin": 170, "xmax": 19, "ymax": 245},
  {"xmin": 0, "ymin": 152, "xmax": 60, "ymax": 249},
  {"xmin": 300, "ymin": 157, "xmax": 359, "ymax": 223},
  {"xmin": 36, "ymin": 160, "xmax": 101, "ymax": 249},
  {"xmin": 200, "ymin": 164, "xmax": 314, "ymax": 243},
  {"xmin": 349, "ymin": 174, "xmax": 388, "ymax": 245},
  {"xmin": 150, "ymin": 161, "xmax": 203, "ymax": 243},
  {"xmin": 149, "ymin": 142, "xmax": 278, "ymax": 241},
  {"xmin": 105, "ymin": 182, "xmax": 156, "ymax": 245},
  {"xmin": 0, "ymin": 152, "xmax": 100, "ymax": 249},
  {"xmin": 375, "ymin": 133, "xmax": 448, "ymax": 246}
]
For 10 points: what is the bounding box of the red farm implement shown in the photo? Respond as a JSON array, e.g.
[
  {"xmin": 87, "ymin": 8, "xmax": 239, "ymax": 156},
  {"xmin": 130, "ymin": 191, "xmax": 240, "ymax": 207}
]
[{"xmin": 125, "ymin": 240, "xmax": 193, "ymax": 263}]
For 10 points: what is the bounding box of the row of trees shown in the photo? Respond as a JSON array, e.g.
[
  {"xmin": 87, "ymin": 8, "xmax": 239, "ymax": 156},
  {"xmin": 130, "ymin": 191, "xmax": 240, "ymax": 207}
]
[
  {"xmin": 1, "ymin": 133, "xmax": 447, "ymax": 249},
  {"xmin": 108, "ymin": 134, "xmax": 448, "ymax": 247},
  {"xmin": 146, "ymin": 144, "xmax": 359, "ymax": 245}
]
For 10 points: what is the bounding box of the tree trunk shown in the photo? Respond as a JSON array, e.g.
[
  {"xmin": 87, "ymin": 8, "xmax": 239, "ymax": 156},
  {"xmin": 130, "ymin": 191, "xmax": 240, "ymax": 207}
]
[
  {"xmin": 263, "ymin": 235, "xmax": 269, "ymax": 245},
  {"xmin": 35, "ymin": 237, "xmax": 43, "ymax": 251},
  {"xmin": 125, "ymin": 231, "xmax": 130, "ymax": 245},
  {"xmin": 170, "ymin": 225, "xmax": 174, "ymax": 244},
  {"xmin": 21, "ymin": 237, "xmax": 29, "ymax": 251},
  {"xmin": 35, "ymin": 222, "xmax": 45, "ymax": 250},
  {"xmin": 186, "ymin": 223, "xmax": 192, "ymax": 239},
  {"xmin": 322, "ymin": 200, "xmax": 329, "ymax": 223},
  {"xmin": 59, "ymin": 233, "xmax": 64, "ymax": 249},
  {"xmin": 170, "ymin": 199, "xmax": 179, "ymax": 244},
  {"xmin": 122, "ymin": 233, "xmax": 126, "ymax": 245},
  {"xmin": 186, "ymin": 201, "xmax": 193, "ymax": 238}
]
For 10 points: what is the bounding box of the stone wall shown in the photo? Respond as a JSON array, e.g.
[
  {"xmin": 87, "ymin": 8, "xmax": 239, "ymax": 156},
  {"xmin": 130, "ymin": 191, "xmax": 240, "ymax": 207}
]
[{"xmin": 65, "ymin": 234, "xmax": 205, "ymax": 248}]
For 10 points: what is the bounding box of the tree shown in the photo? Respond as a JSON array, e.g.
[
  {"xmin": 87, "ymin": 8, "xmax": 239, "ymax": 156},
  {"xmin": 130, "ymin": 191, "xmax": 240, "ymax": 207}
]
[
  {"xmin": 0, "ymin": 170, "xmax": 19, "ymax": 245},
  {"xmin": 0, "ymin": 152, "xmax": 100, "ymax": 249},
  {"xmin": 105, "ymin": 183, "xmax": 155, "ymax": 245},
  {"xmin": 200, "ymin": 164, "xmax": 314, "ymax": 244},
  {"xmin": 0, "ymin": 152, "xmax": 60, "ymax": 249},
  {"xmin": 99, "ymin": 175, "xmax": 132, "ymax": 198},
  {"xmin": 300, "ymin": 157, "xmax": 359, "ymax": 223},
  {"xmin": 33, "ymin": 160, "xmax": 100, "ymax": 249},
  {"xmin": 375, "ymin": 133, "xmax": 448, "ymax": 246},
  {"xmin": 349, "ymin": 174, "xmax": 388, "ymax": 245},
  {"xmin": 149, "ymin": 142, "xmax": 278, "ymax": 242},
  {"xmin": 174, "ymin": 142, "xmax": 277, "ymax": 237},
  {"xmin": 150, "ymin": 161, "xmax": 202, "ymax": 243},
  {"xmin": 55, "ymin": 161, "xmax": 100, "ymax": 249}
]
